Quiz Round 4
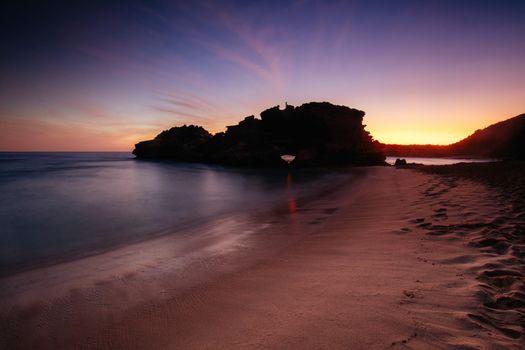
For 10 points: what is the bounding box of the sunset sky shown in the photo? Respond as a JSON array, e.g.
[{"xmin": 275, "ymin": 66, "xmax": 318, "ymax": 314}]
[{"xmin": 1, "ymin": 0, "xmax": 524, "ymax": 151}]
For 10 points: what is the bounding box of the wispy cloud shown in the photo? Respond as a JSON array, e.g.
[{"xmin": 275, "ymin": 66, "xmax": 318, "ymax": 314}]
[{"xmin": 175, "ymin": 1, "xmax": 287, "ymax": 91}]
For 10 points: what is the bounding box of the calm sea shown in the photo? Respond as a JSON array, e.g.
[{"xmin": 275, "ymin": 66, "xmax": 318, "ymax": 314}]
[
  {"xmin": 0, "ymin": 152, "xmax": 351, "ymax": 276},
  {"xmin": 386, "ymin": 156, "xmax": 495, "ymax": 165}
]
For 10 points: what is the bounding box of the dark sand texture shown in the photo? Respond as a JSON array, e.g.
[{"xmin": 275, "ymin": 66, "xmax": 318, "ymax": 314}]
[
  {"xmin": 1, "ymin": 166, "xmax": 524, "ymax": 349},
  {"xmin": 418, "ymin": 162, "xmax": 525, "ymax": 345}
]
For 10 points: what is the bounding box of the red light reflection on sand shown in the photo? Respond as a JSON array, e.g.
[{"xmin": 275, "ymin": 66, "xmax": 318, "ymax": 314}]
[
  {"xmin": 286, "ymin": 173, "xmax": 297, "ymax": 216},
  {"xmin": 288, "ymin": 198, "xmax": 297, "ymax": 213}
]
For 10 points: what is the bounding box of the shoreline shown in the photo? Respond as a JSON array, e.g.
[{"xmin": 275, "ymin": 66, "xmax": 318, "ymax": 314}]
[
  {"xmin": 0, "ymin": 163, "xmax": 361, "ymax": 279},
  {"xmin": 0, "ymin": 168, "xmax": 367, "ymax": 310},
  {"xmin": 1, "ymin": 165, "xmax": 524, "ymax": 349}
]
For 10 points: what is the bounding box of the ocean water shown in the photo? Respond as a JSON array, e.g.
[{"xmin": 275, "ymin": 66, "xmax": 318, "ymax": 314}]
[
  {"xmin": 0, "ymin": 152, "xmax": 351, "ymax": 276},
  {"xmin": 386, "ymin": 156, "xmax": 495, "ymax": 166}
]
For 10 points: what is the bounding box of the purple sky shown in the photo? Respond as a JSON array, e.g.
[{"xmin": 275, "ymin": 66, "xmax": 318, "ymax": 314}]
[{"xmin": 1, "ymin": 0, "xmax": 524, "ymax": 150}]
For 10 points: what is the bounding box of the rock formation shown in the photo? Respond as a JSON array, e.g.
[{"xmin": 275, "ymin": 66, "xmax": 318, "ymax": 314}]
[{"xmin": 133, "ymin": 102, "xmax": 385, "ymax": 166}]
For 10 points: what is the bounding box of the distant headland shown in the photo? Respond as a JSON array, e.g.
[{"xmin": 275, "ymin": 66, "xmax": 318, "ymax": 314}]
[
  {"xmin": 133, "ymin": 102, "xmax": 386, "ymax": 167},
  {"xmin": 384, "ymin": 113, "xmax": 525, "ymax": 160}
]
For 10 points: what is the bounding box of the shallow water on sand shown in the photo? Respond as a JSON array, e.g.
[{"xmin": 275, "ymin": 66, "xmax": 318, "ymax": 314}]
[{"xmin": 0, "ymin": 152, "xmax": 351, "ymax": 276}]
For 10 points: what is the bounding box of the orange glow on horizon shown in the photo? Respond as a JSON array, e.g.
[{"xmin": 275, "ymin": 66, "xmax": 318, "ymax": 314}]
[
  {"xmin": 363, "ymin": 102, "xmax": 524, "ymax": 146},
  {"xmin": 1, "ymin": 99, "xmax": 523, "ymax": 151},
  {"xmin": 2, "ymin": 1, "xmax": 524, "ymax": 152},
  {"xmin": 370, "ymin": 128, "xmax": 470, "ymax": 145}
]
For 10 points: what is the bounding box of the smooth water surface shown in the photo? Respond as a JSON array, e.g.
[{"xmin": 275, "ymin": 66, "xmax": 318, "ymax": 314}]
[
  {"xmin": 386, "ymin": 156, "xmax": 495, "ymax": 166},
  {"xmin": 0, "ymin": 152, "xmax": 351, "ymax": 275}
]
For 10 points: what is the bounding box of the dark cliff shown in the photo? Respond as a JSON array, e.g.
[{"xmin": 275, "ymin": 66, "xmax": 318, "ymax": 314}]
[
  {"xmin": 383, "ymin": 113, "xmax": 525, "ymax": 160},
  {"xmin": 449, "ymin": 113, "xmax": 525, "ymax": 159},
  {"xmin": 133, "ymin": 102, "xmax": 385, "ymax": 166}
]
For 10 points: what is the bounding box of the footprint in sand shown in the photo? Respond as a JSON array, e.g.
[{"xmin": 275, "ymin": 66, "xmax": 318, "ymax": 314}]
[
  {"xmin": 410, "ymin": 218, "xmax": 425, "ymax": 224},
  {"xmin": 432, "ymin": 212, "xmax": 448, "ymax": 220},
  {"xmin": 390, "ymin": 332, "xmax": 418, "ymax": 347},
  {"xmin": 403, "ymin": 290, "xmax": 416, "ymax": 298}
]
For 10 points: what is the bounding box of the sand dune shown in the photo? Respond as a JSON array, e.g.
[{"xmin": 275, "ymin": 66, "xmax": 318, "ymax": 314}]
[{"xmin": 1, "ymin": 166, "xmax": 523, "ymax": 349}]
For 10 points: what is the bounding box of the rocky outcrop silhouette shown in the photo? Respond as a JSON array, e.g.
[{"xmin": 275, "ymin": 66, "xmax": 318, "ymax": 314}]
[
  {"xmin": 394, "ymin": 158, "xmax": 407, "ymax": 166},
  {"xmin": 449, "ymin": 113, "xmax": 525, "ymax": 159},
  {"xmin": 133, "ymin": 102, "xmax": 385, "ymax": 166},
  {"xmin": 132, "ymin": 125, "xmax": 212, "ymax": 161},
  {"xmin": 383, "ymin": 113, "xmax": 525, "ymax": 160}
]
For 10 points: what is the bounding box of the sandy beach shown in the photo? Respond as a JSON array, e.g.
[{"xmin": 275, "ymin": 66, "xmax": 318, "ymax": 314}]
[
  {"xmin": 1, "ymin": 165, "xmax": 524, "ymax": 349},
  {"xmin": 3, "ymin": 1, "xmax": 525, "ymax": 348}
]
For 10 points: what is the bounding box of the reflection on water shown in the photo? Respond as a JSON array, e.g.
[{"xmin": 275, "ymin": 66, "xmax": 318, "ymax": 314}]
[
  {"xmin": 286, "ymin": 173, "xmax": 297, "ymax": 216},
  {"xmin": 0, "ymin": 152, "xmax": 350, "ymax": 275}
]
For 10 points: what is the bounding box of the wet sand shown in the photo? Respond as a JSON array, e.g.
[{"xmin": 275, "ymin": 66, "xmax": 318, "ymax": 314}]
[{"xmin": 1, "ymin": 166, "xmax": 524, "ymax": 349}]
